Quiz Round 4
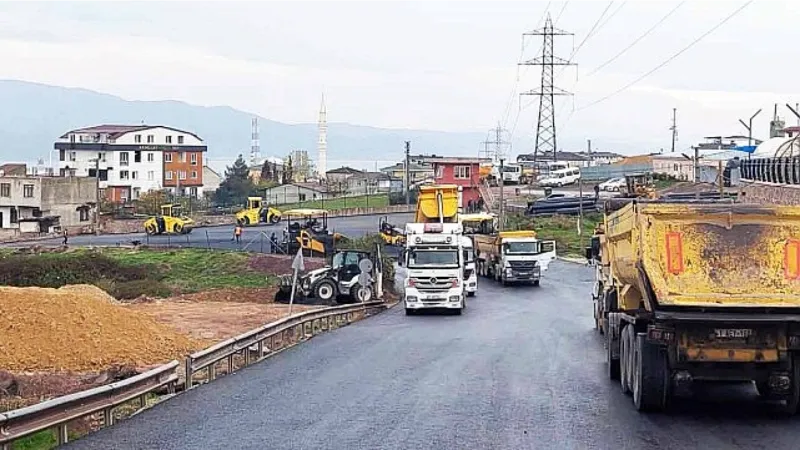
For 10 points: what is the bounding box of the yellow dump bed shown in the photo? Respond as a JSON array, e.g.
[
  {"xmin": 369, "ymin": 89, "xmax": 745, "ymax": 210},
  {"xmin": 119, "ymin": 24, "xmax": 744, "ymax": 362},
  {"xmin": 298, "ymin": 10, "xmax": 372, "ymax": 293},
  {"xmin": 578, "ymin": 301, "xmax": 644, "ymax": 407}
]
[
  {"xmin": 415, "ymin": 185, "xmax": 460, "ymax": 223},
  {"xmin": 605, "ymin": 202, "xmax": 800, "ymax": 308}
]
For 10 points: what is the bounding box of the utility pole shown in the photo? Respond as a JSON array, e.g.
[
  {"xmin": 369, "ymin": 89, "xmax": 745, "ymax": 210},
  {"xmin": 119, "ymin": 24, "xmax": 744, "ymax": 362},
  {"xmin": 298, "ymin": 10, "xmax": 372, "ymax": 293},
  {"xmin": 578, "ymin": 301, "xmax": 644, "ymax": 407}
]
[
  {"xmin": 693, "ymin": 146, "xmax": 700, "ymax": 183},
  {"xmin": 520, "ymin": 14, "xmax": 574, "ymax": 164},
  {"xmin": 718, "ymin": 160, "xmax": 724, "ymax": 197},
  {"xmin": 499, "ymin": 157, "xmax": 505, "ymax": 231},
  {"xmin": 670, "ymin": 108, "xmax": 677, "ymax": 153},
  {"xmin": 481, "ymin": 124, "xmax": 510, "ymax": 163},
  {"xmin": 404, "ymin": 141, "xmax": 411, "ymax": 206},
  {"xmin": 739, "ymin": 108, "xmax": 762, "ymax": 148}
]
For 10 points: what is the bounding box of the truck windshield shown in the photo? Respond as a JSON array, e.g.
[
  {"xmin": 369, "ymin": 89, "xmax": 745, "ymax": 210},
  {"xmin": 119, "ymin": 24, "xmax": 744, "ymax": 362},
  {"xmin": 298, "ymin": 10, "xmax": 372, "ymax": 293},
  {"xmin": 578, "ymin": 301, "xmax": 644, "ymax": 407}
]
[
  {"xmin": 408, "ymin": 249, "xmax": 459, "ymax": 268},
  {"xmin": 504, "ymin": 242, "xmax": 539, "ymax": 254}
]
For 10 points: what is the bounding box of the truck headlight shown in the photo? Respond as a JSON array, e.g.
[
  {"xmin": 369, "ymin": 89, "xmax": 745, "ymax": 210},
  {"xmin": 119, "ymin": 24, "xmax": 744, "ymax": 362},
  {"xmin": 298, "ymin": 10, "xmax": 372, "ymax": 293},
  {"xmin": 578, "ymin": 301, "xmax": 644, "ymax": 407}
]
[
  {"xmin": 406, "ymin": 296, "xmax": 418, "ymax": 303},
  {"xmin": 449, "ymin": 296, "xmax": 460, "ymax": 303}
]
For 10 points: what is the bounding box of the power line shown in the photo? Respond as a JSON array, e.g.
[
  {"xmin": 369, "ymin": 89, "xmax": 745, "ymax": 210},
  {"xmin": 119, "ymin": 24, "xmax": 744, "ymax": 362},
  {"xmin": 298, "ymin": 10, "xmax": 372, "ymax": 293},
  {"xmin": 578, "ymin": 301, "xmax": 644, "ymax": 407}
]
[
  {"xmin": 554, "ymin": 1, "xmax": 570, "ymax": 24},
  {"xmin": 576, "ymin": 0, "xmax": 753, "ymax": 112},
  {"xmin": 586, "ymin": 1, "xmax": 685, "ymax": 77},
  {"xmin": 555, "ymin": 1, "xmax": 616, "ymax": 79}
]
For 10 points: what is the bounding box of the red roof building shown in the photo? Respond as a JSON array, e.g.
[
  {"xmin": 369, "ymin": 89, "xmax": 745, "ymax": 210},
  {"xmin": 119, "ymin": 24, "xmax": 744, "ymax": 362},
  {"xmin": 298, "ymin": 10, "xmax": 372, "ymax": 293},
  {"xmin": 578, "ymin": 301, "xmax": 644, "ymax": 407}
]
[{"xmin": 414, "ymin": 156, "xmax": 491, "ymax": 206}]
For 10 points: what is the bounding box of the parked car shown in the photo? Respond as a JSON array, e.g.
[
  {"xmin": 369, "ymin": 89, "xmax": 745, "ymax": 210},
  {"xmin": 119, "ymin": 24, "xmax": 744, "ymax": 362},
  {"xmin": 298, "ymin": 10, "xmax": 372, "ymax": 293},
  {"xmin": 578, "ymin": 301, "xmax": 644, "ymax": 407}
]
[{"xmin": 598, "ymin": 177, "xmax": 626, "ymax": 192}]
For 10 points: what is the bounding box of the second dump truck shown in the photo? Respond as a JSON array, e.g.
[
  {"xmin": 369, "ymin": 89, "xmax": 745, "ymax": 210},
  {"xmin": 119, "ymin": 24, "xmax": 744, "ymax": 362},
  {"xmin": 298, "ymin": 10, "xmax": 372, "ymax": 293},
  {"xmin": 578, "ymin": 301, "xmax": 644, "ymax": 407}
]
[{"xmin": 589, "ymin": 200, "xmax": 800, "ymax": 413}]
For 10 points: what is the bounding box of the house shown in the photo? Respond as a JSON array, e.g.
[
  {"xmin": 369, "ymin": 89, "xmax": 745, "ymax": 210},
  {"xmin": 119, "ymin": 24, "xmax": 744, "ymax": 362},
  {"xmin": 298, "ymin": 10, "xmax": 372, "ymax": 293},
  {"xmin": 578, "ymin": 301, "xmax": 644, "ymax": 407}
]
[
  {"xmin": 0, "ymin": 175, "xmax": 95, "ymax": 233},
  {"xmin": 575, "ymin": 151, "xmax": 624, "ymax": 165},
  {"xmin": 54, "ymin": 124, "xmax": 208, "ymax": 201},
  {"xmin": 326, "ymin": 166, "xmax": 363, "ymax": 185},
  {"xmin": 249, "ymin": 157, "xmax": 284, "ymax": 184},
  {"xmin": 517, "ymin": 151, "xmax": 591, "ymax": 169},
  {"xmin": 0, "ymin": 164, "xmax": 27, "ymax": 177},
  {"xmin": 379, "ymin": 162, "xmax": 435, "ymax": 187},
  {"xmin": 263, "ymin": 182, "xmax": 328, "ymax": 205},
  {"xmin": 287, "ymin": 150, "xmax": 314, "ymax": 182},
  {"xmin": 202, "ymin": 166, "xmax": 222, "ymax": 196},
  {"xmin": 345, "ymin": 172, "xmax": 403, "ymax": 195},
  {"xmin": 413, "ymin": 155, "xmax": 491, "ymax": 205},
  {"xmin": 652, "ymin": 155, "xmax": 694, "ymax": 181}
]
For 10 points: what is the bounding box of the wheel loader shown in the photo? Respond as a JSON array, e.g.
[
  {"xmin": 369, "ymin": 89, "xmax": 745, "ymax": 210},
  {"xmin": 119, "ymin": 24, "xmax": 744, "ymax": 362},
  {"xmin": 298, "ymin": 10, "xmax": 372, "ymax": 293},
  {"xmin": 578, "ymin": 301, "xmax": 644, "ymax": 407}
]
[
  {"xmin": 235, "ymin": 197, "xmax": 281, "ymax": 226},
  {"xmin": 143, "ymin": 204, "xmax": 194, "ymax": 235}
]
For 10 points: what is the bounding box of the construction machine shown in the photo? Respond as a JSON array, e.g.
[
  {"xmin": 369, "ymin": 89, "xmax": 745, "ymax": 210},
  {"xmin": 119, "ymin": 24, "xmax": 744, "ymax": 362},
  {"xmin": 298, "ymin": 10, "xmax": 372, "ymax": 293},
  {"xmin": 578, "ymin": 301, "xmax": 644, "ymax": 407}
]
[
  {"xmin": 235, "ymin": 197, "xmax": 281, "ymax": 226},
  {"xmin": 414, "ymin": 185, "xmax": 461, "ymax": 223},
  {"xmin": 588, "ymin": 200, "xmax": 800, "ymax": 413},
  {"xmin": 623, "ymin": 173, "xmax": 656, "ymax": 198},
  {"xmin": 379, "ymin": 216, "xmax": 406, "ymax": 246},
  {"xmin": 277, "ymin": 209, "xmax": 347, "ymax": 257},
  {"xmin": 143, "ymin": 204, "xmax": 194, "ymax": 235},
  {"xmin": 275, "ymin": 246, "xmax": 383, "ymax": 305}
]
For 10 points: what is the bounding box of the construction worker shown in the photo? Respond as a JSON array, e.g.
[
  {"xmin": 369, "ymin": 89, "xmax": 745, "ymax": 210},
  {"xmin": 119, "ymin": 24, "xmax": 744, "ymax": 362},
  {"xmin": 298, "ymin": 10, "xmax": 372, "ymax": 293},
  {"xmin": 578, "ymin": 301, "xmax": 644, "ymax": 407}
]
[
  {"xmin": 233, "ymin": 224, "xmax": 243, "ymax": 244},
  {"xmin": 62, "ymin": 229, "xmax": 68, "ymax": 246}
]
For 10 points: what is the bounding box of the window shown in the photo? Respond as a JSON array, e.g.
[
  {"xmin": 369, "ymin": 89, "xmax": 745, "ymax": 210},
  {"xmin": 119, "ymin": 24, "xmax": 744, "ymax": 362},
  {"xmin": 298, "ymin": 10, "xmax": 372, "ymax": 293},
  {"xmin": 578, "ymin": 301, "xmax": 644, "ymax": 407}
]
[
  {"xmin": 69, "ymin": 134, "xmax": 76, "ymax": 143},
  {"xmin": 191, "ymin": 171, "xmax": 198, "ymax": 179},
  {"xmin": 190, "ymin": 153, "xmax": 198, "ymax": 165},
  {"xmin": 165, "ymin": 171, "xmax": 173, "ymax": 180},
  {"xmin": 120, "ymin": 170, "xmax": 130, "ymax": 180},
  {"xmin": 120, "ymin": 152, "xmax": 129, "ymax": 166},
  {"xmin": 132, "ymin": 188, "xmax": 140, "ymax": 200},
  {"xmin": 135, "ymin": 134, "xmax": 142, "ymax": 143},
  {"xmin": 147, "ymin": 171, "xmax": 154, "ymax": 181},
  {"xmin": 99, "ymin": 152, "xmax": 106, "ymax": 162},
  {"xmin": 0, "ymin": 183, "xmax": 8, "ymax": 197},
  {"xmin": 164, "ymin": 153, "xmax": 173, "ymax": 163},
  {"xmin": 79, "ymin": 208, "xmax": 90, "ymax": 222},
  {"xmin": 23, "ymin": 184, "xmax": 34, "ymax": 198},
  {"xmin": 147, "ymin": 135, "xmax": 154, "ymax": 143},
  {"xmin": 673, "ymin": 164, "xmax": 679, "ymax": 172},
  {"xmin": 166, "ymin": 136, "xmax": 172, "ymax": 144},
  {"xmin": 179, "ymin": 152, "xmax": 186, "ymax": 163},
  {"xmin": 132, "ymin": 171, "xmax": 138, "ymax": 180},
  {"xmin": 177, "ymin": 136, "xmax": 184, "ymax": 144},
  {"xmin": 189, "ymin": 187, "xmax": 198, "ymax": 198},
  {"xmin": 147, "ymin": 152, "xmax": 154, "ymax": 162},
  {"xmin": 454, "ymin": 165, "xmax": 471, "ymax": 179},
  {"xmin": 179, "ymin": 171, "xmax": 186, "ymax": 180},
  {"xmin": 299, "ymin": 193, "xmax": 307, "ymax": 202},
  {"xmin": 70, "ymin": 152, "xmax": 76, "ymax": 162},
  {"xmin": 10, "ymin": 207, "xmax": 17, "ymax": 224},
  {"xmin": 435, "ymin": 166, "xmax": 443, "ymax": 179},
  {"xmin": 134, "ymin": 151, "xmax": 141, "ymax": 163},
  {"xmin": 59, "ymin": 149, "xmax": 65, "ymax": 162}
]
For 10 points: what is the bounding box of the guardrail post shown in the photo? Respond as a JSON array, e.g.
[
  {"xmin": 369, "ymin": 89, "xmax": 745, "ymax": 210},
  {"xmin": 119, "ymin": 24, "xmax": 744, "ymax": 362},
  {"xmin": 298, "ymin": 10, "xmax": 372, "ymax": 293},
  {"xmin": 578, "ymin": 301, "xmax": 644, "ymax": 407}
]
[
  {"xmin": 185, "ymin": 357, "xmax": 193, "ymax": 391},
  {"xmin": 227, "ymin": 355, "xmax": 234, "ymax": 374},
  {"xmin": 244, "ymin": 345, "xmax": 251, "ymax": 366},
  {"xmin": 140, "ymin": 394, "xmax": 148, "ymax": 409},
  {"xmin": 104, "ymin": 407, "xmax": 114, "ymax": 427},
  {"xmin": 208, "ymin": 364, "xmax": 216, "ymax": 382},
  {"xmin": 56, "ymin": 424, "xmax": 69, "ymax": 445},
  {"xmin": 258, "ymin": 340, "xmax": 264, "ymax": 359}
]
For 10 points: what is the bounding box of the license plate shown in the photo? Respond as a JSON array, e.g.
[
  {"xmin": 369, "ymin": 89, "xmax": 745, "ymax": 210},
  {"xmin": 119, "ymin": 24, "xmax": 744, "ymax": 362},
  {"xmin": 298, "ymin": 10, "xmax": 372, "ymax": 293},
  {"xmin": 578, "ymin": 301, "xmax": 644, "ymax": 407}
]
[
  {"xmin": 426, "ymin": 296, "xmax": 444, "ymax": 301},
  {"xmin": 518, "ymin": 272, "xmax": 530, "ymax": 276},
  {"xmin": 714, "ymin": 328, "xmax": 753, "ymax": 339}
]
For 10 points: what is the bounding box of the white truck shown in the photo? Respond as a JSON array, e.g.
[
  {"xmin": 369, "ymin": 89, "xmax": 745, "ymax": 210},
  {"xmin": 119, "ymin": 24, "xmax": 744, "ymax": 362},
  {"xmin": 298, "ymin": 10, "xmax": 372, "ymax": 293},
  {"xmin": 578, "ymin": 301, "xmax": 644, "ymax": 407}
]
[
  {"xmin": 403, "ymin": 222, "xmax": 466, "ymax": 315},
  {"xmin": 474, "ymin": 230, "xmax": 557, "ymax": 286},
  {"xmin": 461, "ymin": 235, "xmax": 478, "ymax": 297}
]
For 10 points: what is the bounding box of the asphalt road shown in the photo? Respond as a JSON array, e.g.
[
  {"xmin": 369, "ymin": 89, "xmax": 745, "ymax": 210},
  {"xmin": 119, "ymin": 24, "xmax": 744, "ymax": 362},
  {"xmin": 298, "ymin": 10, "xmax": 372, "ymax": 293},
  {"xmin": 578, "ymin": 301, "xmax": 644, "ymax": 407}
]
[
  {"xmin": 66, "ymin": 261, "xmax": 800, "ymax": 450},
  {"xmin": 1, "ymin": 213, "xmax": 414, "ymax": 252}
]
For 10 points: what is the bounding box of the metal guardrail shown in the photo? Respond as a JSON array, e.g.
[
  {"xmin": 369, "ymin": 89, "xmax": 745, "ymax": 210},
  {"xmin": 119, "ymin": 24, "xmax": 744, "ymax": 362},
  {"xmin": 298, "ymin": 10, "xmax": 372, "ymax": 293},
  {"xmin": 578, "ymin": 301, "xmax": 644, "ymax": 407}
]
[
  {"xmin": 0, "ymin": 302, "xmax": 387, "ymax": 448},
  {"xmin": 0, "ymin": 361, "xmax": 179, "ymax": 448},
  {"xmin": 184, "ymin": 301, "xmax": 386, "ymax": 390}
]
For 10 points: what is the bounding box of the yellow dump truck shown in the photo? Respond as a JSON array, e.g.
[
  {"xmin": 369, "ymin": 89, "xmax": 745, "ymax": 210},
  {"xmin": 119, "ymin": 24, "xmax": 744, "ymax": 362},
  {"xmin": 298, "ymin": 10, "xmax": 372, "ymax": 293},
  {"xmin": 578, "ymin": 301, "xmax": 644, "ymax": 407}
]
[
  {"xmin": 588, "ymin": 201, "xmax": 800, "ymax": 413},
  {"xmin": 415, "ymin": 185, "xmax": 461, "ymax": 223}
]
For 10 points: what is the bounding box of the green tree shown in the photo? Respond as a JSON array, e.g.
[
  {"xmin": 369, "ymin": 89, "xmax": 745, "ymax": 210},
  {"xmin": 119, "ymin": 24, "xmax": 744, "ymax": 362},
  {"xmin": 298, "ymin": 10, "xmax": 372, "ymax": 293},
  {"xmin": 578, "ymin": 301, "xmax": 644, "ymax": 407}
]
[
  {"xmin": 135, "ymin": 190, "xmax": 169, "ymax": 215},
  {"xmin": 260, "ymin": 159, "xmax": 272, "ymax": 182},
  {"xmin": 214, "ymin": 155, "xmax": 254, "ymax": 206},
  {"xmin": 283, "ymin": 155, "xmax": 294, "ymax": 184}
]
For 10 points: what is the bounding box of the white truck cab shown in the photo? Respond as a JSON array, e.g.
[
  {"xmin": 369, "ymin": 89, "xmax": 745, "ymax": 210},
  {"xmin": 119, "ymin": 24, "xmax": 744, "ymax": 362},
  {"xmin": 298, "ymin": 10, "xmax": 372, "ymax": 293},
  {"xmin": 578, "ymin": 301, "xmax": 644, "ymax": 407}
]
[
  {"xmin": 403, "ymin": 222, "xmax": 466, "ymax": 315},
  {"xmin": 461, "ymin": 235, "xmax": 478, "ymax": 297}
]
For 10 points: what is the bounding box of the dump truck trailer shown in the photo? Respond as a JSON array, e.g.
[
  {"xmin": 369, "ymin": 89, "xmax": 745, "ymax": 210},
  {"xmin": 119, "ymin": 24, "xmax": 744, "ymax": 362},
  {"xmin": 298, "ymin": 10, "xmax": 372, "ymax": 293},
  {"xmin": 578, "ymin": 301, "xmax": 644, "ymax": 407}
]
[{"xmin": 589, "ymin": 201, "xmax": 800, "ymax": 413}]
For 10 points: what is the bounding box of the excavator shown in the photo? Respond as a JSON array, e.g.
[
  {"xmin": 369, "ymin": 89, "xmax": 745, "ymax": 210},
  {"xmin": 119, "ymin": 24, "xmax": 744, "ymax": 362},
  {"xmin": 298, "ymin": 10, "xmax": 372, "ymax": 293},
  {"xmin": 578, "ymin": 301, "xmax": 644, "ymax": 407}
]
[
  {"xmin": 143, "ymin": 204, "xmax": 194, "ymax": 235},
  {"xmin": 235, "ymin": 197, "xmax": 282, "ymax": 226}
]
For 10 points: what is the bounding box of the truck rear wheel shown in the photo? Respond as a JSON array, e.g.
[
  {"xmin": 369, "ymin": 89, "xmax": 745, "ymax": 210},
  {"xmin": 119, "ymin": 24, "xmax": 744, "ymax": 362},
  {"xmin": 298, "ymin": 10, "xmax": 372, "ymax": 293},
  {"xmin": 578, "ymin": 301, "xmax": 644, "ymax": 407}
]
[
  {"xmin": 620, "ymin": 325, "xmax": 633, "ymax": 395},
  {"xmin": 632, "ymin": 333, "xmax": 669, "ymax": 412},
  {"xmin": 607, "ymin": 326, "xmax": 620, "ymax": 381},
  {"xmin": 774, "ymin": 355, "xmax": 800, "ymax": 415}
]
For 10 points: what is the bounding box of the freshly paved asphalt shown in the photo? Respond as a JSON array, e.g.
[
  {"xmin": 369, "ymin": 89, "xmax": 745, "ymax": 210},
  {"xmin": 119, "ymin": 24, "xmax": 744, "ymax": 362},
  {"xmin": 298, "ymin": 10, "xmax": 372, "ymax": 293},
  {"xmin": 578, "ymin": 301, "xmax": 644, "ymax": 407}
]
[
  {"xmin": 1, "ymin": 213, "xmax": 414, "ymax": 253},
  {"xmin": 65, "ymin": 261, "xmax": 800, "ymax": 450}
]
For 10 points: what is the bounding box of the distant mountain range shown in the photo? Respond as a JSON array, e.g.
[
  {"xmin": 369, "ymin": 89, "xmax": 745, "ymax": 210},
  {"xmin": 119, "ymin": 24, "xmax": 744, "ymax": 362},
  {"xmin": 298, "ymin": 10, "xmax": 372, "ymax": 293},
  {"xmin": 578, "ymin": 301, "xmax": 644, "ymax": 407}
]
[{"xmin": 0, "ymin": 80, "xmax": 487, "ymax": 173}]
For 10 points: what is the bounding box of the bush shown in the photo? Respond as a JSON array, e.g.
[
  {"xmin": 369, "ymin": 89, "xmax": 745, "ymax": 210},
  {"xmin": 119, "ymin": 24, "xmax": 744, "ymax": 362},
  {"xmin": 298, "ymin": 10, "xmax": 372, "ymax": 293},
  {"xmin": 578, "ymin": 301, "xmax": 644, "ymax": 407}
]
[
  {"xmin": 111, "ymin": 280, "xmax": 173, "ymax": 300},
  {"xmin": 342, "ymin": 233, "xmax": 396, "ymax": 285}
]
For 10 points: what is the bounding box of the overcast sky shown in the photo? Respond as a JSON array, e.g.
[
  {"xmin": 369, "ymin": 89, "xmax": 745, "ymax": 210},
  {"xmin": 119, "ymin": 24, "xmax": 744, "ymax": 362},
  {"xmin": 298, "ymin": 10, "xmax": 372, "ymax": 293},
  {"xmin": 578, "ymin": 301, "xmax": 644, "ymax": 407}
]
[{"xmin": 0, "ymin": 0, "xmax": 796, "ymax": 157}]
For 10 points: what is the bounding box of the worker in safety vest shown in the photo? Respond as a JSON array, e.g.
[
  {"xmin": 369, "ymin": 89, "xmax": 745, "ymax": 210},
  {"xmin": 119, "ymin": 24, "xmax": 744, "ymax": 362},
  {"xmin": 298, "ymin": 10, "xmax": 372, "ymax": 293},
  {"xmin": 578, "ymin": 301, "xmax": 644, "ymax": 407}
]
[{"xmin": 234, "ymin": 225, "xmax": 243, "ymax": 244}]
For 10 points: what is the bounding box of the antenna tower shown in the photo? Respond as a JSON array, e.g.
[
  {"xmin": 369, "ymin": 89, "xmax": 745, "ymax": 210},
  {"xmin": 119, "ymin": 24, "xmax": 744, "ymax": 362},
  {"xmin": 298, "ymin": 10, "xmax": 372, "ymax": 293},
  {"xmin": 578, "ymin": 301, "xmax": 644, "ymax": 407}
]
[
  {"xmin": 520, "ymin": 14, "xmax": 574, "ymax": 163},
  {"xmin": 250, "ymin": 117, "xmax": 261, "ymax": 166}
]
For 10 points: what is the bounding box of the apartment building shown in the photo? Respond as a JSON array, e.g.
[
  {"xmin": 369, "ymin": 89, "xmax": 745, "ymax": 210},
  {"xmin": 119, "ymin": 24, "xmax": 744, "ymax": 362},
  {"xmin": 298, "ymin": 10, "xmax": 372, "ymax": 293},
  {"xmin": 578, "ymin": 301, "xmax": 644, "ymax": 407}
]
[
  {"xmin": 54, "ymin": 125, "xmax": 207, "ymax": 202},
  {"xmin": 0, "ymin": 174, "xmax": 95, "ymax": 232}
]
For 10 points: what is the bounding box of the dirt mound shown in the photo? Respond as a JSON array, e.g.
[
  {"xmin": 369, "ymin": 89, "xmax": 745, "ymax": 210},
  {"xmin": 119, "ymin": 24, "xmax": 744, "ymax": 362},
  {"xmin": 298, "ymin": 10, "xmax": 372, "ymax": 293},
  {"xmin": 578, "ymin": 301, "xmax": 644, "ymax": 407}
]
[{"xmin": 0, "ymin": 285, "xmax": 204, "ymax": 372}]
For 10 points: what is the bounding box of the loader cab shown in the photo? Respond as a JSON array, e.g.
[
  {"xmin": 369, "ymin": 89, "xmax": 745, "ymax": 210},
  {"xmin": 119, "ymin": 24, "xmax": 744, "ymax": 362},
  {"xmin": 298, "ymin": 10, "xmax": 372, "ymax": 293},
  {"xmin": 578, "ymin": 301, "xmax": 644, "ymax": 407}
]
[
  {"xmin": 161, "ymin": 204, "xmax": 181, "ymax": 218},
  {"xmin": 331, "ymin": 249, "xmax": 372, "ymax": 285},
  {"xmin": 247, "ymin": 197, "xmax": 263, "ymax": 210}
]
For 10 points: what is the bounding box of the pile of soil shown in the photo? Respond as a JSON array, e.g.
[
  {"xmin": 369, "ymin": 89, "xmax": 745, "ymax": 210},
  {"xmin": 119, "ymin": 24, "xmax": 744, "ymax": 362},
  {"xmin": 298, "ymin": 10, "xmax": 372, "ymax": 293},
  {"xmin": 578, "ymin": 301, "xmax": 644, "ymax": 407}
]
[{"xmin": 0, "ymin": 285, "xmax": 204, "ymax": 372}]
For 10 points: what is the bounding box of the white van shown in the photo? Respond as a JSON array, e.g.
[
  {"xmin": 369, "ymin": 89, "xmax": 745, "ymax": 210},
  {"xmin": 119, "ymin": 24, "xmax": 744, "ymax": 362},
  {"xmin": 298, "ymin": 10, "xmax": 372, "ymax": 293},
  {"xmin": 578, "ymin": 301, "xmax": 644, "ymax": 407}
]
[
  {"xmin": 539, "ymin": 167, "xmax": 581, "ymax": 187},
  {"xmin": 461, "ymin": 235, "xmax": 478, "ymax": 297}
]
